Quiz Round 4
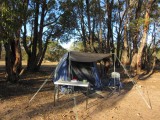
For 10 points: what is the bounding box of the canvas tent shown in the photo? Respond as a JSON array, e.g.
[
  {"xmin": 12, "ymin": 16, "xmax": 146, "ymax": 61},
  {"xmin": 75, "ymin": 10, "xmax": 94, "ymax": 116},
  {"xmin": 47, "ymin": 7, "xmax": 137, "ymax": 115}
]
[{"xmin": 53, "ymin": 51, "xmax": 111, "ymax": 89}]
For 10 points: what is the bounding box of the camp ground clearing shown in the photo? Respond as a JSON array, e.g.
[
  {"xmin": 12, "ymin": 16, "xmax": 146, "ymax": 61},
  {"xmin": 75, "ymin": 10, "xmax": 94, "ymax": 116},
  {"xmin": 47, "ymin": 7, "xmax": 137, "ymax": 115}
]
[{"xmin": 0, "ymin": 57, "xmax": 160, "ymax": 120}]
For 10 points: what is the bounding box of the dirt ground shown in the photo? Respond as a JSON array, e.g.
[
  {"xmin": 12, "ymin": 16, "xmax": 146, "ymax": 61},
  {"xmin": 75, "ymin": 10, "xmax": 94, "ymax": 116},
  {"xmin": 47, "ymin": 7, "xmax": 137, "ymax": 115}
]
[{"xmin": 0, "ymin": 61, "xmax": 160, "ymax": 120}]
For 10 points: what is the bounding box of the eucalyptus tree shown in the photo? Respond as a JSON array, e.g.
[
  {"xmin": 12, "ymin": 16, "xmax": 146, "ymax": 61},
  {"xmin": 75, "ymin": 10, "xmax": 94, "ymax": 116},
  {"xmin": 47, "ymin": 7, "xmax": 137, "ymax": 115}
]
[
  {"xmin": 138, "ymin": 0, "xmax": 159, "ymax": 74},
  {"xmin": 22, "ymin": 0, "xmax": 77, "ymax": 71},
  {"xmin": 106, "ymin": 0, "xmax": 114, "ymax": 53},
  {"xmin": 136, "ymin": 0, "xmax": 156, "ymax": 73},
  {"xmin": 120, "ymin": 0, "xmax": 130, "ymax": 66},
  {"xmin": 70, "ymin": 0, "xmax": 108, "ymax": 52},
  {"xmin": 60, "ymin": 0, "xmax": 114, "ymax": 54},
  {"xmin": 23, "ymin": 0, "xmax": 51, "ymax": 71},
  {"xmin": 113, "ymin": 0, "xmax": 158, "ymax": 74},
  {"xmin": 129, "ymin": 0, "xmax": 144, "ymax": 73},
  {"xmin": 0, "ymin": 0, "xmax": 28, "ymax": 83},
  {"xmin": 0, "ymin": 42, "xmax": 2, "ymax": 59},
  {"xmin": 127, "ymin": 0, "xmax": 156, "ymax": 74},
  {"xmin": 111, "ymin": 0, "xmax": 129, "ymax": 67}
]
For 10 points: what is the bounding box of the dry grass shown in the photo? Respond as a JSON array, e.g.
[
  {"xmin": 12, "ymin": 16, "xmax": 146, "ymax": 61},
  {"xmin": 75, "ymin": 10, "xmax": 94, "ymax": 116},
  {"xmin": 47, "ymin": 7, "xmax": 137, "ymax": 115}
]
[{"xmin": 0, "ymin": 61, "xmax": 160, "ymax": 120}]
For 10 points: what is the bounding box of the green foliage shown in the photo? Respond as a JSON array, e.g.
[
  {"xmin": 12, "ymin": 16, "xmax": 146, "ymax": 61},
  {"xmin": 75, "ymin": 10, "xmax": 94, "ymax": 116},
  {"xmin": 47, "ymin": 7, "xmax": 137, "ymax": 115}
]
[
  {"xmin": 57, "ymin": 0, "xmax": 79, "ymax": 43},
  {"xmin": 150, "ymin": 3, "xmax": 160, "ymax": 19},
  {"xmin": 70, "ymin": 41, "xmax": 84, "ymax": 52},
  {"xmin": 22, "ymin": 49, "xmax": 28, "ymax": 60},
  {"xmin": 45, "ymin": 41, "xmax": 67, "ymax": 61},
  {"xmin": 70, "ymin": 40, "xmax": 99, "ymax": 52},
  {"xmin": 0, "ymin": 0, "xmax": 160, "ymax": 69},
  {"xmin": 157, "ymin": 48, "xmax": 160, "ymax": 59},
  {"xmin": 0, "ymin": 0, "xmax": 27, "ymax": 41},
  {"xmin": 129, "ymin": 17, "xmax": 145, "ymax": 32}
]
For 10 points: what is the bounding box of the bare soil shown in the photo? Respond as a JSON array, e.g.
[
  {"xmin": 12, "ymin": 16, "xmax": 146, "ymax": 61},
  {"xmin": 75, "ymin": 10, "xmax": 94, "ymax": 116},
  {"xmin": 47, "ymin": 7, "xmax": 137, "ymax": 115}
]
[{"xmin": 0, "ymin": 61, "xmax": 160, "ymax": 120}]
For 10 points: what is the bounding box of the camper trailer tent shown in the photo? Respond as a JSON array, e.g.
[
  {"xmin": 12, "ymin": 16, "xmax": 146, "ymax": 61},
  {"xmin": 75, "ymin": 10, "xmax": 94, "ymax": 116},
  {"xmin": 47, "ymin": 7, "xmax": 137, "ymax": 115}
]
[{"xmin": 53, "ymin": 51, "xmax": 111, "ymax": 89}]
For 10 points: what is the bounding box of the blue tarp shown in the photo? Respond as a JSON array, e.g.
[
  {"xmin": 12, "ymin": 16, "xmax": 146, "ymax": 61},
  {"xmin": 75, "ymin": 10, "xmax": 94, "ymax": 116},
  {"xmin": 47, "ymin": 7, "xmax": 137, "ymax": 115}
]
[
  {"xmin": 54, "ymin": 53, "xmax": 68, "ymax": 81},
  {"xmin": 53, "ymin": 51, "xmax": 111, "ymax": 89}
]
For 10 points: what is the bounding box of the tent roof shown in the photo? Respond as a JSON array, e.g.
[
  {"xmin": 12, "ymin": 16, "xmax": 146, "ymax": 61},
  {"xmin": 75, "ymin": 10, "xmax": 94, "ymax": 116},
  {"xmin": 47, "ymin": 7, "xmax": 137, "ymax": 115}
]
[{"xmin": 68, "ymin": 51, "xmax": 111, "ymax": 62}]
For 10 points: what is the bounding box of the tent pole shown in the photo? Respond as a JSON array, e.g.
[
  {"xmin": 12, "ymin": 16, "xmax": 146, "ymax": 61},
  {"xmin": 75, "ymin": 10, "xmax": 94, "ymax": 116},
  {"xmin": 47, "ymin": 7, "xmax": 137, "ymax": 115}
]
[
  {"xmin": 114, "ymin": 53, "xmax": 115, "ymax": 72},
  {"xmin": 68, "ymin": 52, "xmax": 70, "ymax": 81},
  {"xmin": 29, "ymin": 71, "xmax": 55, "ymax": 103},
  {"xmin": 68, "ymin": 51, "xmax": 71, "ymax": 81},
  {"xmin": 113, "ymin": 53, "xmax": 116, "ymax": 87},
  {"xmin": 112, "ymin": 53, "xmax": 151, "ymax": 109}
]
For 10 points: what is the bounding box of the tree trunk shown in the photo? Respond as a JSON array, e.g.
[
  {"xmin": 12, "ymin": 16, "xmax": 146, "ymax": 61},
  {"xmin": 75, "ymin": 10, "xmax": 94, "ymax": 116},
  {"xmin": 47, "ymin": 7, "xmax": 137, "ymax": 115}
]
[
  {"xmin": 37, "ymin": 0, "xmax": 45, "ymax": 63},
  {"xmin": 98, "ymin": 0, "xmax": 103, "ymax": 52},
  {"xmin": 0, "ymin": 42, "xmax": 2, "ymax": 59},
  {"xmin": 129, "ymin": 0, "xmax": 142, "ymax": 74},
  {"xmin": 149, "ymin": 22, "xmax": 156, "ymax": 73},
  {"xmin": 130, "ymin": 53, "xmax": 137, "ymax": 76},
  {"xmin": 79, "ymin": 0, "xmax": 87, "ymax": 51},
  {"xmin": 116, "ymin": 32, "xmax": 121, "ymax": 67},
  {"xmin": 86, "ymin": 0, "xmax": 93, "ymax": 52},
  {"xmin": 121, "ymin": 0, "xmax": 129, "ymax": 66},
  {"xmin": 106, "ymin": 0, "xmax": 114, "ymax": 66},
  {"xmin": 26, "ymin": 0, "xmax": 50, "ymax": 71},
  {"xmin": 13, "ymin": 31, "xmax": 22, "ymax": 75},
  {"xmin": 136, "ymin": 0, "xmax": 155, "ymax": 74},
  {"xmin": 4, "ymin": 42, "xmax": 13, "ymax": 82},
  {"xmin": 27, "ymin": 1, "xmax": 39, "ymax": 71},
  {"xmin": 36, "ymin": 36, "xmax": 50, "ymax": 70},
  {"xmin": 4, "ymin": 36, "xmax": 22, "ymax": 83},
  {"xmin": 133, "ymin": 0, "xmax": 142, "ymax": 54},
  {"xmin": 1, "ymin": 0, "xmax": 28, "ymax": 82},
  {"xmin": 121, "ymin": 24, "xmax": 129, "ymax": 66},
  {"xmin": 106, "ymin": 0, "xmax": 114, "ymax": 53}
]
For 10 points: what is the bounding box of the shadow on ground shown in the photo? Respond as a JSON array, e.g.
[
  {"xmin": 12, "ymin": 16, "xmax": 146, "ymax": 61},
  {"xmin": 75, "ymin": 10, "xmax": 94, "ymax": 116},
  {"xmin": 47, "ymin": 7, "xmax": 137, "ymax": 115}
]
[
  {"xmin": 0, "ymin": 65, "xmax": 56, "ymax": 100},
  {"xmin": 24, "ymin": 80, "xmax": 134, "ymax": 119},
  {"xmin": 0, "ymin": 64, "xmax": 135, "ymax": 120}
]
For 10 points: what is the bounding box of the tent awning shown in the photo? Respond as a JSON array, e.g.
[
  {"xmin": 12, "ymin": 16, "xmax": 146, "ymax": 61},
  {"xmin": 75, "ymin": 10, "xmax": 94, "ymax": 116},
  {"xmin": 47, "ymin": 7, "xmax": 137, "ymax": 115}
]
[{"xmin": 69, "ymin": 51, "xmax": 111, "ymax": 62}]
